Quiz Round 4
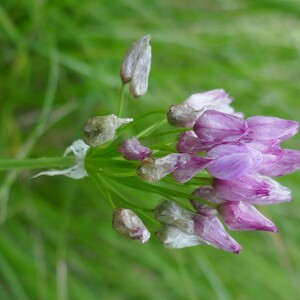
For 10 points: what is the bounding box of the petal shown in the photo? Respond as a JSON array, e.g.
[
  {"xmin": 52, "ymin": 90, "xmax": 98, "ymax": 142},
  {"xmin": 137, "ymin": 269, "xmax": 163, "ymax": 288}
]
[
  {"xmin": 191, "ymin": 186, "xmax": 224, "ymax": 204},
  {"xmin": 213, "ymin": 175, "xmax": 271, "ymax": 202},
  {"xmin": 193, "ymin": 110, "xmax": 251, "ymax": 144},
  {"xmin": 193, "ymin": 214, "xmax": 242, "ymax": 254},
  {"xmin": 206, "ymin": 144, "xmax": 263, "ymax": 180},
  {"xmin": 218, "ymin": 201, "xmax": 278, "ymax": 232},
  {"xmin": 247, "ymin": 116, "xmax": 299, "ymax": 142},
  {"xmin": 259, "ymin": 149, "xmax": 300, "ymax": 177}
]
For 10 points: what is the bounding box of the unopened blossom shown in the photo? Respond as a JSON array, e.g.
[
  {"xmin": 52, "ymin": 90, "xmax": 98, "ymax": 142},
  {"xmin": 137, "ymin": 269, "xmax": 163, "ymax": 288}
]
[
  {"xmin": 137, "ymin": 153, "xmax": 213, "ymax": 183},
  {"xmin": 120, "ymin": 137, "xmax": 152, "ymax": 160},
  {"xmin": 213, "ymin": 174, "xmax": 292, "ymax": 204},
  {"xmin": 121, "ymin": 35, "xmax": 151, "ymax": 97},
  {"xmin": 33, "ymin": 139, "xmax": 89, "ymax": 179},
  {"xmin": 206, "ymin": 143, "xmax": 263, "ymax": 180},
  {"xmin": 155, "ymin": 200, "xmax": 241, "ymax": 253},
  {"xmin": 167, "ymin": 89, "xmax": 238, "ymax": 127},
  {"xmin": 83, "ymin": 114, "xmax": 133, "ymax": 147},
  {"xmin": 157, "ymin": 225, "xmax": 203, "ymax": 249},
  {"xmin": 154, "ymin": 200, "xmax": 194, "ymax": 232},
  {"xmin": 218, "ymin": 201, "xmax": 278, "ymax": 232},
  {"xmin": 193, "ymin": 212, "xmax": 242, "ymax": 254},
  {"xmin": 193, "ymin": 110, "xmax": 252, "ymax": 151},
  {"xmin": 112, "ymin": 208, "xmax": 150, "ymax": 243}
]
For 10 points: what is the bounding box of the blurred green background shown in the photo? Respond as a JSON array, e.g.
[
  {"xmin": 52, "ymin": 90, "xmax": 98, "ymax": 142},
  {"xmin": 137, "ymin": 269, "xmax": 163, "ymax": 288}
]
[{"xmin": 1, "ymin": 0, "xmax": 300, "ymax": 299}]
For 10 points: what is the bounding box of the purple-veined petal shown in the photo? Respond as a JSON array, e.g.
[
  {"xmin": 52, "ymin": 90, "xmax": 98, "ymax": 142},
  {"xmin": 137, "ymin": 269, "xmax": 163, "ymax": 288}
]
[
  {"xmin": 206, "ymin": 144, "xmax": 263, "ymax": 180},
  {"xmin": 193, "ymin": 110, "xmax": 251, "ymax": 146},
  {"xmin": 213, "ymin": 175, "xmax": 271, "ymax": 202},
  {"xmin": 193, "ymin": 213, "xmax": 242, "ymax": 254},
  {"xmin": 247, "ymin": 116, "xmax": 299, "ymax": 142},
  {"xmin": 218, "ymin": 201, "xmax": 278, "ymax": 232},
  {"xmin": 120, "ymin": 137, "xmax": 152, "ymax": 160},
  {"xmin": 259, "ymin": 149, "xmax": 300, "ymax": 177}
]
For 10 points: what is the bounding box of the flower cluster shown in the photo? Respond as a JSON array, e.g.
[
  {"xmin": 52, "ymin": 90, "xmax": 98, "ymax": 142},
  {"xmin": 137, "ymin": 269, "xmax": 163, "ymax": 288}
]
[
  {"xmin": 120, "ymin": 89, "xmax": 300, "ymax": 253},
  {"xmin": 33, "ymin": 35, "xmax": 300, "ymax": 254}
]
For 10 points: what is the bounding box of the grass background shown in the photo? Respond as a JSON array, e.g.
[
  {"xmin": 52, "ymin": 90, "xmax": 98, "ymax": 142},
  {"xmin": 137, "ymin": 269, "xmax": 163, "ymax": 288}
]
[{"xmin": 1, "ymin": 0, "xmax": 300, "ymax": 299}]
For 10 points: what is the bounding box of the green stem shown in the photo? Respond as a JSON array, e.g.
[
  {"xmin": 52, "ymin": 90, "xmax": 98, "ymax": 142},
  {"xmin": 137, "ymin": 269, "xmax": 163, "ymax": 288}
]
[
  {"xmin": 0, "ymin": 157, "xmax": 75, "ymax": 170},
  {"xmin": 117, "ymin": 82, "xmax": 126, "ymax": 117}
]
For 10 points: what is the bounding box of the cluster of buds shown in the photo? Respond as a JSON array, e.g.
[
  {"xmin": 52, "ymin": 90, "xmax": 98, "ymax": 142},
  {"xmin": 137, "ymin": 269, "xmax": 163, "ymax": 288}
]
[{"xmin": 119, "ymin": 88, "xmax": 300, "ymax": 253}]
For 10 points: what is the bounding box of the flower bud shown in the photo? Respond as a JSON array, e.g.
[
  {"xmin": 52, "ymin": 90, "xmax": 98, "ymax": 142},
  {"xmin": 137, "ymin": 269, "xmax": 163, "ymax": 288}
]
[
  {"xmin": 154, "ymin": 200, "xmax": 194, "ymax": 233},
  {"xmin": 82, "ymin": 114, "xmax": 133, "ymax": 146},
  {"xmin": 119, "ymin": 137, "xmax": 152, "ymax": 160},
  {"xmin": 218, "ymin": 201, "xmax": 278, "ymax": 232},
  {"xmin": 121, "ymin": 35, "xmax": 151, "ymax": 97},
  {"xmin": 112, "ymin": 208, "xmax": 150, "ymax": 243}
]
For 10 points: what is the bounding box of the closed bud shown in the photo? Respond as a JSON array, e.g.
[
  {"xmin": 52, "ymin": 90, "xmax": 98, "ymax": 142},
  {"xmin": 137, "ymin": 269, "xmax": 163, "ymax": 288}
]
[
  {"xmin": 83, "ymin": 114, "xmax": 133, "ymax": 146},
  {"xmin": 120, "ymin": 35, "xmax": 152, "ymax": 97},
  {"xmin": 112, "ymin": 208, "xmax": 150, "ymax": 243},
  {"xmin": 120, "ymin": 137, "xmax": 152, "ymax": 160}
]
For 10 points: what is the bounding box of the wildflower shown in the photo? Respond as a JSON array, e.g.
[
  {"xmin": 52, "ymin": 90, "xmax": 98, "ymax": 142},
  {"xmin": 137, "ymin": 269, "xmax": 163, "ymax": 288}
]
[
  {"xmin": 33, "ymin": 139, "xmax": 89, "ymax": 179},
  {"xmin": 120, "ymin": 35, "xmax": 152, "ymax": 97},
  {"xmin": 155, "ymin": 200, "xmax": 241, "ymax": 253},
  {"xmin": 167, "ymin": 89, "xmax": 239, "ymax": 127},
  {"xmin": 83, "ymin": 114, "xmax": 133, "ymax": 147},
  {"xmin": 218, "ymin": 201, "xmax": 278, "ymax": 232},
  {"xmin": 112, "ymin": 208, "xmax": 150, "ymax": 243},
  {"xmin": 120, "ymin": 137, "xmax": 152, "ymax": 160}
]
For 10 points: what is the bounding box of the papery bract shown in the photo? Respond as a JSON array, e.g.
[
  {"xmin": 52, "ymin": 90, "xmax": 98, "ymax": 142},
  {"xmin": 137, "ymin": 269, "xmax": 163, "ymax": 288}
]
[
  {"xmin": 218, "ymin": 201, "xmax": 278, "ymax": 232},
  {"xmin": 120, "ymin": 137, "xmax": 152, "ymax": 160},
  {"xmin": 33, "ymin": 139, "xmax": 89, "ymax": 179}
]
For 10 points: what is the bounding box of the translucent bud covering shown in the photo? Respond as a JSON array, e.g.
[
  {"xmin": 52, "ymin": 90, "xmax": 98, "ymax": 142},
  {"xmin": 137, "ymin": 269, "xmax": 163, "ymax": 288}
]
[
  {"xmin": 121, "ymin": 35, "xmax": 152, "ymax": 97},
  {"xmin": 83, "ymin": 114, "xmax": 133, "ymax": 146},
  {"xmin": 112, "ymin": 208, "xmax": 150, "ymax": 243}
]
